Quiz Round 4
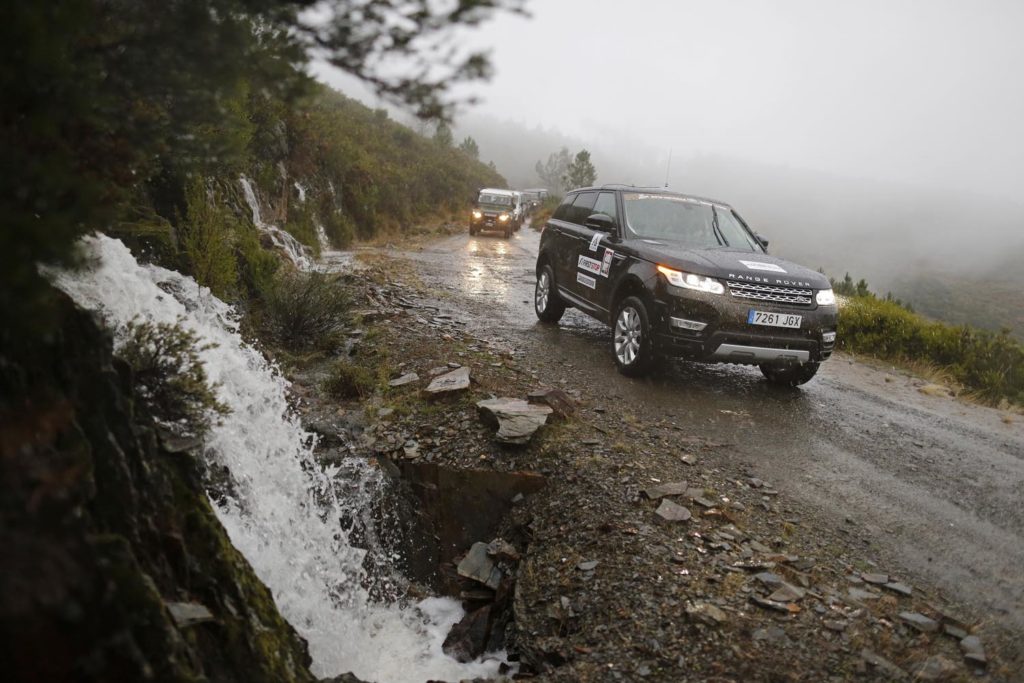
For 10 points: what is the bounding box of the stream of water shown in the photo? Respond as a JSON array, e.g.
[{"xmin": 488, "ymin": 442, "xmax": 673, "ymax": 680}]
[{"xmin": 51, "ymin": 234, "xmax": 505, "ymax": 682}]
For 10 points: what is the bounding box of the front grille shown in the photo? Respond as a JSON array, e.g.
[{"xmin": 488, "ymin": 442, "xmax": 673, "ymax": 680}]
[{"xmin": 727, "ymin": 281, "xmax": 813, "ymax": 306}]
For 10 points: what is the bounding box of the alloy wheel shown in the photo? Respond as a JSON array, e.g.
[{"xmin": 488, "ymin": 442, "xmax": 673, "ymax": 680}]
[{"xmin": 614, "ymin": 306, "xmax": 641, "ymax": 365}]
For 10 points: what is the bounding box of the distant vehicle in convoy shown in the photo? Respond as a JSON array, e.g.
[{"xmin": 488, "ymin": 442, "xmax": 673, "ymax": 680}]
[
  {"xmin": 522, "ymin": 188, "xmax": 549, "ymax": 210},
  {"xmin": 533, "ymin": 185, "xmax": 838, "ymax": 384},
  {"xmin": 470, "ymin": 188, "xmax": 517, "ymax": 238}
]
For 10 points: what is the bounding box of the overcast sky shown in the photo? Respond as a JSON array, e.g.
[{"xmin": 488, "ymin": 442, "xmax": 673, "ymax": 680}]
[{"xmin": 313, "ymin": 0, "xmax": 1024, "ymax": 200}]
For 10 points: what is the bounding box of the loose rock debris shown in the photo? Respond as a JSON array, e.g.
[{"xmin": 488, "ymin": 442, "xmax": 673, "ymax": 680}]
[{"xmin": 477, "ymin": 397, "xmax": 552, "ymax": 444}]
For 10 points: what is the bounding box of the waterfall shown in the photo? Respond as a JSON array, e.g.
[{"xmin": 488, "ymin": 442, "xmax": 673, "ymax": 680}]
[
  {"xmin": 50, "ymin": 234, "xmax": 505, "ymax": 682},
  {"xmin": 240, "ymin": 176, "xmax": 314, "ymax": 270}
]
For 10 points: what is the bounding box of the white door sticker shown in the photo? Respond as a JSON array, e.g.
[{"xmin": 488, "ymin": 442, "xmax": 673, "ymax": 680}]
[
  {"xmin": 739, "ymin": 260, "xmax": 787, "ymax": 273},
  {"xmin": 600, "ymin": 249, "xmax": 614, "ymax": 277},
  {"xmin": 589, "ymin": 233, "xmax": 603, "ymax": 252},
  {"xmin": 577, "ymin": 272, "xmax": 597, "ymax": 289}
]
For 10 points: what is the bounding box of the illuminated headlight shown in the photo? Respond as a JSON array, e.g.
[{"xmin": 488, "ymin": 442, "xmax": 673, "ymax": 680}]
[
  {"xmin": 657, "ymin": 265, "xmax": 725, "ymax": 294},
  {"xmin": 472, "ymin": 210, "xmax": 482, "ymax": 219},
  {"xmin": 498, "ymin": 213, "xmax": 510, "ymax": 222},
  {"xmin": 816, "ymin": 289, "xmax": 836, "ymax": 306},
  {"xmin": 822, "ymin": 331, "xmax": 837, "ymax": 344}
]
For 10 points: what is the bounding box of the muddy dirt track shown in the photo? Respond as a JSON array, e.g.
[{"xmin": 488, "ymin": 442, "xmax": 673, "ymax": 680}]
[{"xmin": 341, "ymin": 224, "xmax": 1024, "ymax": 636}]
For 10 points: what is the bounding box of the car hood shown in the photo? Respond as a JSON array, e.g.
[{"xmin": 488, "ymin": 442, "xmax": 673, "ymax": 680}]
[{"xmin": 630, "ymin": 240, "xmax": 831, "ymax": 289}]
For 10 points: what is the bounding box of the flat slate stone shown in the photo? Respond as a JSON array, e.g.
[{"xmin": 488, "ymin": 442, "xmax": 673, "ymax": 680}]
[
  {"xmin": 457, "ymin": 542, "xmax": 502, "ymax": 590},
  {"xmin": 883, "ymin": 581, "xmax": 913, "ymax": 596},
  {"xmin": 861, "ymin": 572, "xmax": 889, "ymax": 585},
  {"xmin": 476, "ymin": 398, "xmax": 552, "ymax": 445},
  {"xmin": 654, "ymin": 499, "xmax": 692, "ymax": 522},
  {"xmin": 643, "ymin": 481, "xmax": 688, "ymax": 499},
  {"xmin": 768, "ymin": 583, "xmax": 805, "ymax": 603},
  {"xmin": 899, "ymin": 611, "xmax": 939, "ymax": 633},
  {"xmin": 166, "ymin": 601, "xmax": 214, "ymax": 627},
  {"xmin": 426, "ymin": 367, "xmax": 471, "ymax": 394},
  {"xmin": 388, "ymin": 372, "xmax": 419, "ymax": 387},
  {"xmin": 960, "ymin": 635, "xmax": 987, "ymax": 665}
]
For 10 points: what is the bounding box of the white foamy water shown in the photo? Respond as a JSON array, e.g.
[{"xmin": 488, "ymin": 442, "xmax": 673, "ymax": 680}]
[
  {"xmin": 51, "ymin": 234, "xmax": 505, "ymax": 682},
  {"xmin": 240, "ymin": 176, "xmax": 314, "ymax": 270}
]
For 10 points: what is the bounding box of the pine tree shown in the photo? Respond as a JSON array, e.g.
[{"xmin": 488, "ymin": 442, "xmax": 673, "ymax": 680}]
[
  {"xmin": 535, "ymin": 148, "xmax": 572, "ymax": 193},
  {"xmin": 458, "ymin": 136, "xmax": 480, "ymax": 159},
  {"xmin": 433, "ymin": 121, "xmax": 454, "ymax": 147},
  {"xmin": 563, "ymin": 149, "xmax": 597, "ymax": 190}
]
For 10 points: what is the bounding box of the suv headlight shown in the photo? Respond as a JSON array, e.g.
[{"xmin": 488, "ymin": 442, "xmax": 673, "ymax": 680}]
[
  {"xmin": 472, "ymin": 210, "xmax": 482, "ymax": 219},
  {"xmin": 816, "ymin": 289, "xmax": 836, "ymax": 306},
  {"xmin": 657, "ymin": 265, "xmax": 725, "ymax": 294},
  {"xmin": 498, "ymin": 213, "xmax": 510, "ymax": 222}
]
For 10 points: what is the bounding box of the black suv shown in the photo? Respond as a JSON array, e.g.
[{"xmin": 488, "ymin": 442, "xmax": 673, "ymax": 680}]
[{"xmin": 533, "ymin": 186, "xmax": 838, "ymax": 384}]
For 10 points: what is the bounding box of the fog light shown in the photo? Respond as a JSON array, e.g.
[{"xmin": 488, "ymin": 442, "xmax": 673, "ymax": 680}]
[
  {"xmin": 822, "ymin": 331, "xmax": 836, "ymax": 344},
  {"xmin": 670, "ymin": 317, "xmax": 707, "ymax": 332}
]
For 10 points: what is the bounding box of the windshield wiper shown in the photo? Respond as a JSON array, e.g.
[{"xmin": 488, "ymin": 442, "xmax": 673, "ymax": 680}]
[{"xmin": 711, "ymin": 207, "xmax": 730, "ymax": 247}]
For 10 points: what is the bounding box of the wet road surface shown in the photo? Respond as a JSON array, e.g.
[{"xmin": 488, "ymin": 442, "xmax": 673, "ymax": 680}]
[{"xmin": 355, "ymin": 224, "xmax": 1024, "ymax": 633}]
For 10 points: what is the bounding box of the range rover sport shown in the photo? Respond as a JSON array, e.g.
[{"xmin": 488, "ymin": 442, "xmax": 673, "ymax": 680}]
[{"xmin": 533, "ymin": 186, "xmax": 838, "ymax": 385}]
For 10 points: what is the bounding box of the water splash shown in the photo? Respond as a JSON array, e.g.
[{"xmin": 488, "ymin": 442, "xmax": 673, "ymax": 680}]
[
  {"xmin": 240, "ymin": 176, "xmax": 313, "ymax": 270},
  {"xmin": 50, "ymin": 234, "xmax": 506, "ymax": 682}
]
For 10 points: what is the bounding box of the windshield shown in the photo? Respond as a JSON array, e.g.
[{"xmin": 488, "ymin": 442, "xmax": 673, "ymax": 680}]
[
  {"xmin": 478, "ymin": 192, "xmax": 512, "ymax": 206},
  {"xmin": 622, "ymin": 193, "xmax": 762, "ymax": 251}
]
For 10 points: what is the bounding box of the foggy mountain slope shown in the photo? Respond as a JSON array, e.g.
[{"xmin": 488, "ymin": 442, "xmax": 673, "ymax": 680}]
[
  {"xmin": 453, "ymin": 111, "xmax": 662, "ymax": 190},
  {"xmin": 674, "ymin": 154, "xmax": 1024, "ymax": 283}
]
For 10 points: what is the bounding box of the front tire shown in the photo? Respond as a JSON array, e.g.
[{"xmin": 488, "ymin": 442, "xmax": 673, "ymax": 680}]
[
  {"xmin": 534, "ymin": 264, "xmax": 565, "ymax": 323},
  {"xmin": 612, "ymin": 296, "xmax": 657, "ymax": 376},
  {"xmin": 760, "ymin": 361, "xmax": 820, "ymax": 386}
]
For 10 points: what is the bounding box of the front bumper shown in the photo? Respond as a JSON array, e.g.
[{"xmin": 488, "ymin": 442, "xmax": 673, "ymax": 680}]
[
  {"xmin": 651, "ymin": 284, "xmax": 838, "ymax": 364},
  {"xmin": 471, "ymin": 214, "xmax": 510, "ymax": 231}
]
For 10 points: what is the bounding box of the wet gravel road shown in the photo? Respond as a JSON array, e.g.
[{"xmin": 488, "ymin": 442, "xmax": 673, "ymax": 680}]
[{"xmin": 365, "ymin": 225, "xmax": 1024, "ymax": 634}]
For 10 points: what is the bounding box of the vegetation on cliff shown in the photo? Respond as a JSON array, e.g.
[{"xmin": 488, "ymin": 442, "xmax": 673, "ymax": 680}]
[{"xmin": 833, "ymin": 275, "xmax": 1024, "ymax": 405}]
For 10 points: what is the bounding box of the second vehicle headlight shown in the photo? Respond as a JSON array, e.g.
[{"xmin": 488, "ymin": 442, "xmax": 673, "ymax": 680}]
[
  {"xmin": 498, "ymin": 213, "xmax": 510, "ymax": 221},
  {"xmin": 657, "ymin": 265, "xmax": 725, "ymax": 294},
  {"xmin": 816, "ymin": 289, "xmax": 836, "ymax": 306},
  {"xmin": 472, "ymin": 210, "xmax": 482, "ymax": 219}
]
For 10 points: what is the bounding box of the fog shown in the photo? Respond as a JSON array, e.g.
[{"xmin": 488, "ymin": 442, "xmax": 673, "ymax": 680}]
[{"xmin": 312, "ymin": 0, "xmax": 1024, "ymax": 321}]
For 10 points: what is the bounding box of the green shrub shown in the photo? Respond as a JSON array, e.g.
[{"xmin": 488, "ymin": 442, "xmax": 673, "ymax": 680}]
[
  {"xmin": 838, "ymin": 296, "xmax": 1024, "ymax": 405},
  {"xmin": 323, "ymin": 361, "xmax": 375, "ymax": 399},
  {"xmin": 236, "ymin": 227, "xmax": 281, "ymax": 299},
  {"xmin": 117, "ymin": 319, "xmax": 229, "ymax": 437},
  {"xmin": 180, "ymin": 178, "xmax": 240, "ymax": 299},
  {"xmin": 261, "ymin": 270, "xmax": 349, "ymax": 350}
]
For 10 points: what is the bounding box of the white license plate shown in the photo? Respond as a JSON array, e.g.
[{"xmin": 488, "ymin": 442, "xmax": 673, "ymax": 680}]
[{"xmin": 747, "ymin": 310, "xmax": 802, "ymax": 328}]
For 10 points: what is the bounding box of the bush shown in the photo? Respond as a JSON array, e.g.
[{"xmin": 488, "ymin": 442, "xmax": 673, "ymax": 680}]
[
  {"xmin": 117, "ymin": 319, "xmax": 229, "ymax": 437},
  {"xmin": 180, "ymin": 178, "xmax": 240, "ymax": 299},
  {"xmin": 261, "ymin": 270, "xmax": 349, "ymax": 349},
  {"xmin": 323, "ymin": 361, "xmax": 375, "ymax": 399},
  {"xmin": 838, "ymin": 296, "xmax": 1024, "ymax": 405}
]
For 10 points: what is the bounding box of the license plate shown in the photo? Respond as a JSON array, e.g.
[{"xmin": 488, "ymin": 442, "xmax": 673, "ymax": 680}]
[{"xmin": 747, "ymin": 310, "xmax": 802, "ymax": 328}]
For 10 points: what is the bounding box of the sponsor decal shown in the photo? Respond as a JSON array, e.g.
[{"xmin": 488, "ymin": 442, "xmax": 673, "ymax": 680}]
[
  {"xmin": 577, "ymin": 272, "xmax": 597, "ymax": 290},
  {"xmin": 600, "ymin": 248, "xmax": 614, "ymax": 277},
  {"xmin": 739, "ymin": 260, "xmax": 787, "ymax": 274},
  {"xmin": 589, "ymin": 233, "xmax": 603, "ymax": 251},
  {"xmin": 577, "ymin": 255, "xmax": 603, "ymax": 275}
]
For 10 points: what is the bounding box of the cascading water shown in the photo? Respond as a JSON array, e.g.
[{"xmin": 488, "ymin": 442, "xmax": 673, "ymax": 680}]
[
  {"xmin": 51, "ymin": 235, "xmax": 506, "ymax": 682},
  {"xmin": 240, "ymin": 176, "xmax": 314, "ymax": 270}
]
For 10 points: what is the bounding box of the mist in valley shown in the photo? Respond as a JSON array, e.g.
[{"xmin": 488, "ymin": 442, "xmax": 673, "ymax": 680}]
[{"xmin": 313, "ymin": 0, "xmax": 1024, "ymax": 335}]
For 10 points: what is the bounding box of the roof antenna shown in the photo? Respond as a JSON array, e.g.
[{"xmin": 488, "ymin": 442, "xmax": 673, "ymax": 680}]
[{"xmin": 664, "ymin": 149, "xmax": 673, "ymax": 188}]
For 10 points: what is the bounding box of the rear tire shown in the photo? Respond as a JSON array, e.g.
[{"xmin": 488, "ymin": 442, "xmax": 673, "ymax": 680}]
[
  {"xmin": 612, "ymin": 296, "xmax": 657, "ymax": 376},
  {"xmin": 534, "ymin": 264, "xmax": 565, "ymax": 323},
  {"xmin": 760, "ymin": 361, "xmax": 820, "ymax": 386}
]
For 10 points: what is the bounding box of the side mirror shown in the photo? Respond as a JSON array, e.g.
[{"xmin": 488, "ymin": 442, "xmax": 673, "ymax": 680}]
[
  {"xmin": 584, "ymin": 213, "xmax": 615, "ymax": 232},
  {"xmin": 756, "ymin": 233, "xmax": 769, "ymax": 249}
]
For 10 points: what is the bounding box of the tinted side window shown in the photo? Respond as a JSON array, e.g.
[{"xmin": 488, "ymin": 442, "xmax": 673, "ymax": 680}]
[
  {"xmin": 552, "ymin": 195, "xmax": 576, "ymax": 221},
  {"xmin": 593, "ymin": 192, "xmax": 618, "ymax": 223},
  {"xmin": 568, "ymin": 192, "xmax": 598, "ymax": 224}
]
